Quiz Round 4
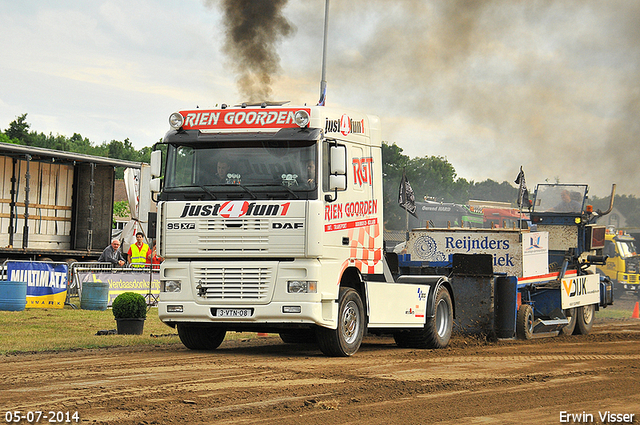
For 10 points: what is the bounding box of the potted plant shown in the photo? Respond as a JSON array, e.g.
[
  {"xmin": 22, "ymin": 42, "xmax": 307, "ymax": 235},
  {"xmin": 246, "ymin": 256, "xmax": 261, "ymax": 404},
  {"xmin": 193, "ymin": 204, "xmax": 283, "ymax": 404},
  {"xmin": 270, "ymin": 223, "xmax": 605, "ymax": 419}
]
[{"xmin": 112, "ymin": 292, "xmax": 147, "ymax": 335}]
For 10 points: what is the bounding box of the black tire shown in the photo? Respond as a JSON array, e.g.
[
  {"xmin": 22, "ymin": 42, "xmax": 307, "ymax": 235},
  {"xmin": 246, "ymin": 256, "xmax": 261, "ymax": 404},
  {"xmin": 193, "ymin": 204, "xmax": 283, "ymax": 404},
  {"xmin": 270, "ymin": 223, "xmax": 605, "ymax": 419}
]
[
  {"xmin": 177, "ymin": 324, "xmax": 226, "ymax": 350},
  {"xmin": 516, "ymin": 304, "xmax": 534, "ymax": 340},
  {"xmin": 316, "ymin": 287, "xmax": 365, "ymax": 357},
  {"xmin": 573, "ymin": 304, "xmax": 595, "ymax": 335},
  {"xmin": 393, "ymin": 331, "xmax": 411, "ymax": 348},
  {"xmin": 279, "ymin": 330, "xmax": 317, "ymax": 344},
  {"xmin": 559, "ymin": 308, "xmax": 577, "ymax": 336},
  {"xmin": 393, "ymin": 286, "xmax": 453, "ymax": 349}
]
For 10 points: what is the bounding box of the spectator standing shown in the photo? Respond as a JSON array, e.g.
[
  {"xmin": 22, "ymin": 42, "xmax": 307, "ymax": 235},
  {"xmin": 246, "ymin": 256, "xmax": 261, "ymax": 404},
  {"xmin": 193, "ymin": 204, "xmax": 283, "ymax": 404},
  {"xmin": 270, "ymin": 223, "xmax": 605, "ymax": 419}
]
[
  {"xmin": 128, "ymin": 232, "xmax": 149, "ymax": 268},
  {"xmin": 146, "ymin": 240, "xmax": 164, "ymax": 270}
]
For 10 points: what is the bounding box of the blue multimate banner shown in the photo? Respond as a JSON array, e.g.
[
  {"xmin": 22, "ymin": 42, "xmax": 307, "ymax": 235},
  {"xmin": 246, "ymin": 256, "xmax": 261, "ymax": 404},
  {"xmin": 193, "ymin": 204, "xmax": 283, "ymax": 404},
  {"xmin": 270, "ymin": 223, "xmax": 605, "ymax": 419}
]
[{"xmin": 6, "ymin": 262, "xmax": 68, "ymax": 309}]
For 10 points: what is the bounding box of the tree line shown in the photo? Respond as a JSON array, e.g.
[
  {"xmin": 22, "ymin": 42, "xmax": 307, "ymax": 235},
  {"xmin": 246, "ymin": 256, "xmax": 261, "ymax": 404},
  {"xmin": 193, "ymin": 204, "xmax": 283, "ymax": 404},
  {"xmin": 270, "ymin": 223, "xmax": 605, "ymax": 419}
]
[
  {"xmin": 1, "ymin": 113, "xmax": 153, "ymax": 178},
  {"xmin": 2, "ymin": 113, "xmax": 638, "ymax": 229}
]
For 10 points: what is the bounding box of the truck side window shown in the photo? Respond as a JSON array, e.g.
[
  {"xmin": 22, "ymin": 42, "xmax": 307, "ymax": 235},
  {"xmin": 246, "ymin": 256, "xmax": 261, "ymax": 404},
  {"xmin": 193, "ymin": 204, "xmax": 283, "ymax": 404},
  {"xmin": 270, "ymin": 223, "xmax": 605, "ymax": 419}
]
[{"xmin": 604, "ymin": 241, "xmax": 615, "ymax": 257}]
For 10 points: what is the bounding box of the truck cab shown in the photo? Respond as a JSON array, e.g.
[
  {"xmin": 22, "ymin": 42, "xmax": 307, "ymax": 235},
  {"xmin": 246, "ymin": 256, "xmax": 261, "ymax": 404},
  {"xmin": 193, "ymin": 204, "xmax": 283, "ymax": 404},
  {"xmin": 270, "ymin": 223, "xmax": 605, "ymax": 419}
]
[
  {"xmin": 600, "ymin": 228, "xmax": 639, "ymax": 298},
  {"xmin": 150, "ymin": 104, "xmax": 455, "ymax": 356}
]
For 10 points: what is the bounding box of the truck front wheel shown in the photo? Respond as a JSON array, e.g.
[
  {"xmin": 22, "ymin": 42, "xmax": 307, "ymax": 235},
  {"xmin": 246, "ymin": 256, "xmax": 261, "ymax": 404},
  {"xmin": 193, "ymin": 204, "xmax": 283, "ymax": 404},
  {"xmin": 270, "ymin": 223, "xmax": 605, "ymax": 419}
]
[
  {"xmin": 177, "ymin": 324, "xmax": 226, "ymax": 350},
  {"xmin": 574, "ymin": 304, "xmax": 595, "ymax": 335},
  {"xmin": 559, "ymin": 308, "xmax": 577, "ymax": 335},
  {"xmin": 316, "ymin": 287, "xmax": 365, "ymax": 357},
  {"xmin": 516, "ymin": 304, "xmax": 534, "ymax": 340}
]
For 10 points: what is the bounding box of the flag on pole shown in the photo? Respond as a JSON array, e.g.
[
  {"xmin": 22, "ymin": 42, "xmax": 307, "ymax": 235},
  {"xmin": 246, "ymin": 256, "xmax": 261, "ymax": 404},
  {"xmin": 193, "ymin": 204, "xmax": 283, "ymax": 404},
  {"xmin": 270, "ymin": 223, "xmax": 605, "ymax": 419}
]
[
  {"xmin": 398, "ymin": 170, "xmax": 417, "ymax": 217},
  {"xmin": 514, "ymin": 166, "xmax": 530, "ymax": 209}
]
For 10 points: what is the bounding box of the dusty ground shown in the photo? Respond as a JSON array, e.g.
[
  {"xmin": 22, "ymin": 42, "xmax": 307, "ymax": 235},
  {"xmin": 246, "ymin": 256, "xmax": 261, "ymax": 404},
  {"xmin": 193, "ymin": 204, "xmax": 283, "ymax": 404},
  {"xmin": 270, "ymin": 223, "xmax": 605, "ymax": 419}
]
[{"xmin": 2, "ymin": 299, "xmax": 640, "ymax": 425}]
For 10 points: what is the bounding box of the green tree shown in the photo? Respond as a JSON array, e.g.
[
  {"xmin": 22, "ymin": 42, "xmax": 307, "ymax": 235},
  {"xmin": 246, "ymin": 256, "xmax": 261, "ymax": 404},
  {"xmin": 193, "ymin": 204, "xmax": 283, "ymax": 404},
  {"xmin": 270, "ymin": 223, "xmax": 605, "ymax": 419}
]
[
  {"xmin": 382, "ymin": 142, "xmax": 410, "ymax": 230},
  {"xmin": 4, "ymin": 113, "xmax": 31, "ymax": 144},
  {"xmin": 590, "ymin": 194, "xmax": 640, "ymax": 228},
  {"xmin": 468, "ymin": 179, "xmax": 518, "ymax": 205}
]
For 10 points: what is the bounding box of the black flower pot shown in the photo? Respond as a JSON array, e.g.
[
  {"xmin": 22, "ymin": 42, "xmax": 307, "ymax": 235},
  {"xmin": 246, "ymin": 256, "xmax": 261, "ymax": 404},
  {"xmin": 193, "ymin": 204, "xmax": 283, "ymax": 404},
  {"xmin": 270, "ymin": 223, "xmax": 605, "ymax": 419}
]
[{"xmin": 116, "ymin": 318, "xmax": 145, "ymax": 335}]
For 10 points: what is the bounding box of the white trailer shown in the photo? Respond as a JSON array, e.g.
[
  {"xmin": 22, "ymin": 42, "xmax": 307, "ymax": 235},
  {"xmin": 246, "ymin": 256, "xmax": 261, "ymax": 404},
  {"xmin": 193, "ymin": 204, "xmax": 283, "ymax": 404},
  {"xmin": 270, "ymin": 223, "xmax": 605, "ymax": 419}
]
[{"xmin": 0, "ymin": 142, "xmax": 147, "ymax": 262}]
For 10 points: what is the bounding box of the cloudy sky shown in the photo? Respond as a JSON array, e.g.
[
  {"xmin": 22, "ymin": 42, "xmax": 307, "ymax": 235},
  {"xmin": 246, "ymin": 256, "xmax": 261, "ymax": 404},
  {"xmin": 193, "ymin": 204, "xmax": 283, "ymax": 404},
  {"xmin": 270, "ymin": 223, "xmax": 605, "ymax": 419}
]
[{"xmin": 1, "ymin": 0, "xmax": 638, "ymax": 198}]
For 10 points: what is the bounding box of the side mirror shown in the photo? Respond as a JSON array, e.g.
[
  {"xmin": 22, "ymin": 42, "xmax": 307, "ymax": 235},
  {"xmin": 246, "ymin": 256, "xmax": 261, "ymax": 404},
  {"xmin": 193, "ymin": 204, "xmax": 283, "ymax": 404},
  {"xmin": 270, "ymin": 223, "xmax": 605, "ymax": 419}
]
[
  {"xmin": 329, "ymin": 174, "xmax": 347, "ymax": 191},
  {"xmin": 150, "ymin": 178, "xmax": 161, "ymax": 194},
  {"xmin": 325, "ymin": 144, "xmax": 347, "ymax": 203},
  {"xmin": 150, "ymin": 151, "xmax": 162, "ymax": 178},
  {"xmin": 329, "ymin": 145, "xmax": 346, "ymax": 174}
]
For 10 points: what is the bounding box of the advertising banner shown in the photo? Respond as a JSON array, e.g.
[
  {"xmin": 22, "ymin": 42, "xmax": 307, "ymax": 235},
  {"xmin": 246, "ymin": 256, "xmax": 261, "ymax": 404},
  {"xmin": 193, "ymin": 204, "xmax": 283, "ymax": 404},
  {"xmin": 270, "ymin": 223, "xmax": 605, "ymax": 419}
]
[
  {"xmin": 521, "ymin": 232, "xmax": 549, "ymax": 278},
  {"xmin": 6, "ymin": 261, "xmax": 68, "ymax": 309},
  {"xmin": 78, "ymin": 271, "xmax": 160, "ymax": 306},
  {"xmin": 561, "ymin": 273, "xmax": 600, "ymax": 309},
  {"xmin": 406, "ymin": 228, "xmax": 523, "ymax": 276}
]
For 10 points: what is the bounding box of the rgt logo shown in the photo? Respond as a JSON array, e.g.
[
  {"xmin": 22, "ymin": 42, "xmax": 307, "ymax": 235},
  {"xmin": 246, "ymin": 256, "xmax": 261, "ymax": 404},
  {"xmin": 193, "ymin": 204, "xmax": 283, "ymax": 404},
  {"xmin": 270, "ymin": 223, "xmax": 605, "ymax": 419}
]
[{"xmin": 352, "ymin": 157, "xmax": 373, "ymax": 186}]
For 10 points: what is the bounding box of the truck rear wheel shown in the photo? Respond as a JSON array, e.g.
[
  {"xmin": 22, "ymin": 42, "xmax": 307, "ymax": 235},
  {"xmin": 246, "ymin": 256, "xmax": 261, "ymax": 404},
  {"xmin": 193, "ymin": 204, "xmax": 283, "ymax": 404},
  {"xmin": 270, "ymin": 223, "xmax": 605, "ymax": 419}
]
[
  {"xmin": 573, "ymin": 304, "xmax": 595, "ymax": 335},
  {"xmin": 393, "ymin": 285, "xmax": 453, "ymax": 349},
  {"xmin": 177, "ymin": 324, "xmax": 226, "ymax": 350},
  {"xmin": 559, "ymin": 308, "xmax": 577, "ymax": 335},
  {"xmin": 316, "ymin": 287, "xmax": 365, "ymax": 357},
  {"xmin": 516, "ymin": 304, "xmax": 534, "ymax": 340}
]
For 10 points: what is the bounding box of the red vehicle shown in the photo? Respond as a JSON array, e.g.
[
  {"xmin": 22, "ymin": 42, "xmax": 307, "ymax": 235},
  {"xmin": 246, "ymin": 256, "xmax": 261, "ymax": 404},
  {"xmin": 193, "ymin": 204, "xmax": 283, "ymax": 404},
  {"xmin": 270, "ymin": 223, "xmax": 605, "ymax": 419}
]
[{"xmin": 483, "ymin": 207, "xmax": 527, "ymax": 229}]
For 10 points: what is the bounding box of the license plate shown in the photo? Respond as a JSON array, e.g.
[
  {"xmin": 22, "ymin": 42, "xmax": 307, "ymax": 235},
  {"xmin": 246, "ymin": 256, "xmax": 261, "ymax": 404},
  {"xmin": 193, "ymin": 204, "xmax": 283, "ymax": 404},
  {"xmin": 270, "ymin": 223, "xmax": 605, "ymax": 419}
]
[{"xmin": 216, "ymin": 308, "xmax": 252, "ymax": 318}]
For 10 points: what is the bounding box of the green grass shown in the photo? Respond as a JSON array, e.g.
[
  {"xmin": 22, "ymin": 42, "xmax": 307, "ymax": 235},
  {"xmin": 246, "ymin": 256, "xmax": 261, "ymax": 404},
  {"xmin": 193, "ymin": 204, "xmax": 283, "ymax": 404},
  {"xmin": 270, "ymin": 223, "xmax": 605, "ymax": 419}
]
[
  {"xmin": 595, "ymin": 306, "xmax": 636, "ymax": 320},
  {"xmin": 0, "ymin": 299, "xmax": 249, "ymax": 355}
]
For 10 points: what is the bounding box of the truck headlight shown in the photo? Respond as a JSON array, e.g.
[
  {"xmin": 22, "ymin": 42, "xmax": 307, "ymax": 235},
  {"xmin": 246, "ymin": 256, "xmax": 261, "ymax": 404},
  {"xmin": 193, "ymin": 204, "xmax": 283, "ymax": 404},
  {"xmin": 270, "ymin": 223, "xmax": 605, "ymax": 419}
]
[
  {"xmin": 287, "ymin": 280, "xmax": 317, "ymax": 293},
  {"xmin": 294, "ymin": 110, "xmax": 310, "ymax": 128},
  {"xmin": 169, "ymin": 112, "xmax": 184, "ymax": 129},
  {"xmin": 162, "ymin": 279, "xmax": 181, "ymax": 292}
]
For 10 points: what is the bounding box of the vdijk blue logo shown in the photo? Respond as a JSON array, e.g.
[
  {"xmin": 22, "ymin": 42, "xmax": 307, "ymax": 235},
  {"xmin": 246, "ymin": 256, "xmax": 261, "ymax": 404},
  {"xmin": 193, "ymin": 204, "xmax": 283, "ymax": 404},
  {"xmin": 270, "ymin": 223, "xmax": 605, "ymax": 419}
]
[{"xmin": 526, "ymin": 235, "xmax": 543, "ymax": 251}]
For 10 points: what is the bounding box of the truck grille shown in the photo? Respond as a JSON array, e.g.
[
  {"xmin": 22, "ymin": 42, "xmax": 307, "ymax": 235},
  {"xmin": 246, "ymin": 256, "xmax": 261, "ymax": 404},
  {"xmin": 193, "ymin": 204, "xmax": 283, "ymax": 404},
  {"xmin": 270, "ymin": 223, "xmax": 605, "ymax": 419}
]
[
  {"xmin": 198, "ymin": 218, "xmax": 270, "ymax": 253},
  {"xmin": 626, "ymin": 256, "xmax": 639, "ymax": 274},
  {"xmin": 194, "ymin": 266, "xmax": 273, "ymax": 302}
]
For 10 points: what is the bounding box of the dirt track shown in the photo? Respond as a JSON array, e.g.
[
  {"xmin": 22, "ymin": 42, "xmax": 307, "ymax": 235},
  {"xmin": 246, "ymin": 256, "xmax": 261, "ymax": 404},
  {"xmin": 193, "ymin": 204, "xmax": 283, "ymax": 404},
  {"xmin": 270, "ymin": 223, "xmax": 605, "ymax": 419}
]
[{"xmin": 2, "ymin": 312, "xmax": 640, "ymax": 424}]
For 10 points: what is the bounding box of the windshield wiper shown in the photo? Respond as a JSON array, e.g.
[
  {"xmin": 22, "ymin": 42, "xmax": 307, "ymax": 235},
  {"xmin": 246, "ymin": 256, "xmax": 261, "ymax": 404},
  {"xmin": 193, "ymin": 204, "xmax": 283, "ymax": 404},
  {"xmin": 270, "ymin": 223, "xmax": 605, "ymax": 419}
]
[
  {"xmin": 246, "ymin": 183, "xmax": 301, "ymax": 199},
  {"xmin": 196, "ymin": 185, "xmax": 217, "ymax": 200},
  {"xmin": 277, "ymin": 185, "xmax": 300, "ymax": 199},
  {"xmin": 231, "ymin": 183, "xmax": 258, "ymax": 199}
]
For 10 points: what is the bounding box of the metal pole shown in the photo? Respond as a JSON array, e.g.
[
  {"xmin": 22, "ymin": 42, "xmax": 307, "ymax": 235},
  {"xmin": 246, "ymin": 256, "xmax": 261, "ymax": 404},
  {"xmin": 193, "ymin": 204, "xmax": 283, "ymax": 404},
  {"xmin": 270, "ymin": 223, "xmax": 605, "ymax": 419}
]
[
  {"xmin": 22, "ymin": 154, "xmax": 31, "ymax": 248},
  {"xmin": 87, "ymin": 163, "xmax": 95, "ymax": 251},
  {"xmin": 318, "ymin": 0, "xmax": 330, "ymax": 106},
  {"xmin": 8, "ymin": 158, "xmax": 16, "ymax": 247}
]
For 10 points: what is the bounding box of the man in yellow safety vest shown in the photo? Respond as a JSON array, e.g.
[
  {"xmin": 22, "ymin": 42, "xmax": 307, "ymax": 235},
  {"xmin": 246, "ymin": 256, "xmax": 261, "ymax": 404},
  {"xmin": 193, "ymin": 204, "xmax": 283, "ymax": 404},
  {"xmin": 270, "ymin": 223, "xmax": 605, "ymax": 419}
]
[{"xmin": 127, "ymin": 232, "xmax": 149, "ymax": 268}]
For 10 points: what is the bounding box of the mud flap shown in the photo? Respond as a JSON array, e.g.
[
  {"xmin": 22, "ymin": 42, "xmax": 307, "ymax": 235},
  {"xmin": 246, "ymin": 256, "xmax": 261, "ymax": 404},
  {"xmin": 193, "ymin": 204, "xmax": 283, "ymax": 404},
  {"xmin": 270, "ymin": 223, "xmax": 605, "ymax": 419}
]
[{"xmin": 450, "ymin": 254, "xmax": 495, "ymax": 335}]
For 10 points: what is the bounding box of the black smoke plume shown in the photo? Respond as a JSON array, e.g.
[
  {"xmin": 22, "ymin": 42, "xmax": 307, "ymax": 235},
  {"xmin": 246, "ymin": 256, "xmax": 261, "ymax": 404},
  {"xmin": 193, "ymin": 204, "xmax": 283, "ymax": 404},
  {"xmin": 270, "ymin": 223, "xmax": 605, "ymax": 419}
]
[{"xmin": 209, "ymin": 0, "xmax": 295, "ymax": 102}]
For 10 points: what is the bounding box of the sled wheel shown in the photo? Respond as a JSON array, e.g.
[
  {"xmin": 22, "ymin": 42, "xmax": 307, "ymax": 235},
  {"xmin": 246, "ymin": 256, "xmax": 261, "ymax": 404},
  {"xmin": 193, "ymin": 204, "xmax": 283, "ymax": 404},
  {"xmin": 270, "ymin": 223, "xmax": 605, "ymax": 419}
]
[
  {"xmin": 316, "ymin": 287, "xmax": 365, "ymax": 357},
  {"xmin": 573, "ymin": 304, "xmax": 595, "ymax": 335},
  {"xmin": 559, "ymin": 308, "xmax": 577, "ymax": 336},
  {"xmin": 177, "ymin": 324, "xmax": 226, "ymax": 350},
  {"xmin": 516, "ymin": 304, "xmax": 534, "ymax": 340}
]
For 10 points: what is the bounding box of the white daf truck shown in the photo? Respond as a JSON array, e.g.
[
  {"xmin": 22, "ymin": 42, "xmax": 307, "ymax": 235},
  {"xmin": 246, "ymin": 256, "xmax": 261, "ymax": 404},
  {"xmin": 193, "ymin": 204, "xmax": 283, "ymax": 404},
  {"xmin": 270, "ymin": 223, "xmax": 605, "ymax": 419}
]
[{"xmin": 150, "ymin": 104, "xmax": 455, "ymax": 356}]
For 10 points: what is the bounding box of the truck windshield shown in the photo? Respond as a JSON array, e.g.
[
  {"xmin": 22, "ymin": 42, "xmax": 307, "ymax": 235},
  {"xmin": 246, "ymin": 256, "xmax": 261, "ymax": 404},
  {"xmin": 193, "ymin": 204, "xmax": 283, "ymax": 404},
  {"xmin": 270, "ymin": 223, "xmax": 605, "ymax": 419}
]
[
  {"xmin": 532, "ymin": 184, "xmax": 588, "ymax": 214},
  {"xmin": 163, "ymin": 140, "xmax": 317, "ymax": 197},
  {"xmin": 617, "ymin": 240, "xmax": 637, "ymax": 257}
]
